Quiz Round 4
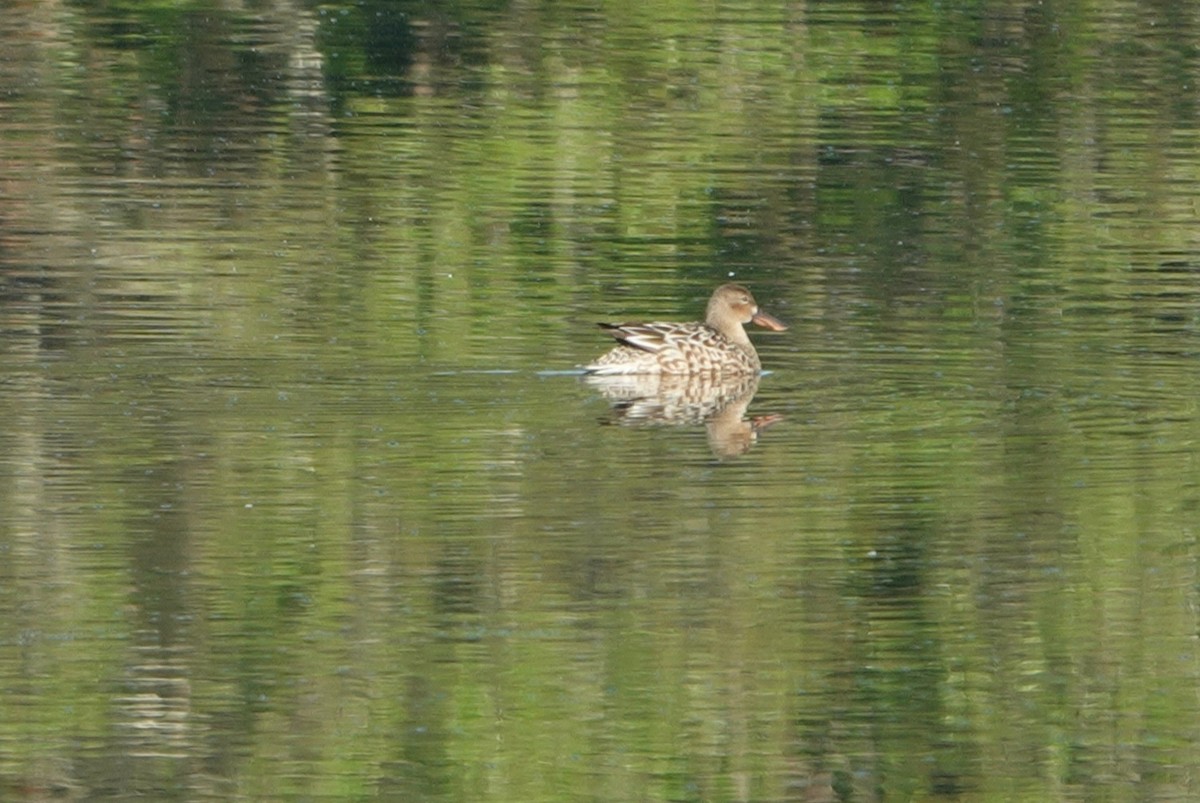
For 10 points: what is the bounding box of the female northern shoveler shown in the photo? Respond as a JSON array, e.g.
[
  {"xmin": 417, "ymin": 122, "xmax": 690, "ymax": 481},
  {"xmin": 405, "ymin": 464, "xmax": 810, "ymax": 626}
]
[{"xmin": 584, "ymin": 283, "xmax": 787, "ymax": 375}]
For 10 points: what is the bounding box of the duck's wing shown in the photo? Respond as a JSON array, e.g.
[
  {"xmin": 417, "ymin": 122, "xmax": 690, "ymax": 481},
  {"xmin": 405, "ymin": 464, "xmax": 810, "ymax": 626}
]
[{"xmin": 598, "ymin": 321, "xmax": 704, "ymax": 354}]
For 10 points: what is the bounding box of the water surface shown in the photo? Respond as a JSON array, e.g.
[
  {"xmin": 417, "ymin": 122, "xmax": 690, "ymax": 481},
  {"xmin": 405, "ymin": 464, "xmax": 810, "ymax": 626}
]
[{"xmin": 3, "ymin": 2, "xmax": 1200, "ymax": 800}]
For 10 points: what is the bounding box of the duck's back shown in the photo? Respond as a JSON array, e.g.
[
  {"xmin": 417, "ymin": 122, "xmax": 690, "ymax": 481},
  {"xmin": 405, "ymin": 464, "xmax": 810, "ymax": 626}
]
[{"xmin": 584, "ymin": 322, "xmax": 760, "ymax": 375}]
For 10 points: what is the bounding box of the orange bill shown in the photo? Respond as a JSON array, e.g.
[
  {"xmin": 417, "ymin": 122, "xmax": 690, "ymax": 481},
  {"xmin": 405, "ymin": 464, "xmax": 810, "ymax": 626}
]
[{"xmin": 751, "ymin": 310, "xmax": 788, "ymax": 331}]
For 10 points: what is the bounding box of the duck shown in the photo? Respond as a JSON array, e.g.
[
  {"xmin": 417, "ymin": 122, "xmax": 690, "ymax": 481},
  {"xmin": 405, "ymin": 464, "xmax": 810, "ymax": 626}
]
[{"xmin": 583, "ymin": 283, "xmax": 787, "ymax": 375}]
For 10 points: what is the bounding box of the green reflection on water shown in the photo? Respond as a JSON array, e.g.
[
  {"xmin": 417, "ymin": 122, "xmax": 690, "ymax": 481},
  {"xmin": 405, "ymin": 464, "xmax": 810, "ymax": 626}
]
[{"xmin": 3, "ymin": 1, "xmax": 1200, "ymax": 801}]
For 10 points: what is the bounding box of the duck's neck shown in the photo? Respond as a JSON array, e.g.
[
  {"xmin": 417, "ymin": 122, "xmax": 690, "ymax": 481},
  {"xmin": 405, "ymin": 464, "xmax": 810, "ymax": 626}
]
[{"xmin": 715, "ymin": 321, "xmax": 752, "ymax": 347}]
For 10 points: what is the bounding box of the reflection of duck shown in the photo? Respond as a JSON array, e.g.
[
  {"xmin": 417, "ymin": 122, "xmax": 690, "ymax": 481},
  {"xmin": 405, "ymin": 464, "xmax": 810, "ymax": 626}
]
[
  {"xmin": 583, "ymin": 284, "xmax": 787, "ymax": 375},
  {"xmin": 585, "ymin": 373, "xmax": 783, "ymax": 459}
]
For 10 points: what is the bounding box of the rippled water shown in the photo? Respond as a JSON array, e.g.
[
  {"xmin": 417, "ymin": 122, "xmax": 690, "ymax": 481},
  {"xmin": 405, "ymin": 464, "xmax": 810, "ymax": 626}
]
[{"xmin": 4, "ymin": 2, "xmax": 1200, "ymax": 800}]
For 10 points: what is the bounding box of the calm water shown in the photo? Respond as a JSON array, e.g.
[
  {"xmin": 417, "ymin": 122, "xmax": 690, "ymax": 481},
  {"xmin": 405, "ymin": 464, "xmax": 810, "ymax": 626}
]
[{"xmin": 4, "ymin": 2, "xmax": 1200, "ymax": 800}]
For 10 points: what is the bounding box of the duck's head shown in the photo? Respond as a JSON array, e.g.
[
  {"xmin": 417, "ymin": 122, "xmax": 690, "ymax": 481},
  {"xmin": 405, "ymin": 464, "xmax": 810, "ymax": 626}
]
[{"xmin": 707, "ymin": 283, "xmax": 788, "ymax": 332}]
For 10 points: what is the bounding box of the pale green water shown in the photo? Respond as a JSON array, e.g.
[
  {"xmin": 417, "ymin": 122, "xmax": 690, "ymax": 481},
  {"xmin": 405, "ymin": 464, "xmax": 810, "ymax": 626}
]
[{"xmin": 3, "ymin": 2, "xmax": 1200, "ymax": 801}]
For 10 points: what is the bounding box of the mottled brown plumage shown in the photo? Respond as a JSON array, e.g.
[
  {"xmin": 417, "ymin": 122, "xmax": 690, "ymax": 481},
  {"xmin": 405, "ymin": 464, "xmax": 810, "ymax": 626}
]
[{"xmin": 584, "ymin": 284, "xmax": 787, "ymax": 375}]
